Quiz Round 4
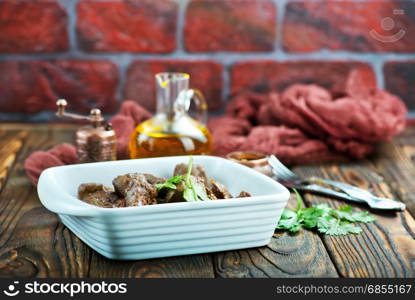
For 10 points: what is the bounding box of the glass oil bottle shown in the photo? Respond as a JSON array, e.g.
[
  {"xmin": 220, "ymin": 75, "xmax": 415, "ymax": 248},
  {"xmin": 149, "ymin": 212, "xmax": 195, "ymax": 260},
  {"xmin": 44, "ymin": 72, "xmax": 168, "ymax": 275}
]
[{"xmin": 129, "ymin": 72, "xmax": 212, "ymax": 158}]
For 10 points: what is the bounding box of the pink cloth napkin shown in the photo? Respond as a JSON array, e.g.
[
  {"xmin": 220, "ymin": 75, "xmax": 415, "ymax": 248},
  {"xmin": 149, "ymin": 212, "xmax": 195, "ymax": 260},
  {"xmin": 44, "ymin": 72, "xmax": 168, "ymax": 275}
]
[
  {"xmin": 109, "ymin": 100, "xmax": 152, "ymax": 159},
  {"xmin": 24, "ymin": 143, "xmax": 78, "ymax": 185},
  {"xmin": 210, "ymin": 69, "xmax": 407, "ymax": 164}
]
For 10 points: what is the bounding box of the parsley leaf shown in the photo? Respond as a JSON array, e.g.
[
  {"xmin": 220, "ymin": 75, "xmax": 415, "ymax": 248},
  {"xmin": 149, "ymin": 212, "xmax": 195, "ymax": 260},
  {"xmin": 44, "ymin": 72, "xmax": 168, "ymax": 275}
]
[
  {"xmin": 183, "ymin": 187, "xmax": 197, "ymax": 202},
  {"xmin": 317, "ymin": 217, "xmax": 363, "ymax": 235},
  {"xmin": 183, "ymin": 157, "xmax": 209, "ymax": 202},
  {"xmin": 293, "ymin": 188, "xmax": 303, "ymax": 211},
  {"xmin": 191, "ymin": 177, "xmax": 210, "ymax": 201},
  {"xmin": 155, "ymin": 175, "xmax": 184, "ymax": 191},
  {"xmin": 333, "ymin": 205, "xmax": 377, "ymax": 223},
  {"xmin": 276, "ymin": 189, "xmax": 376, "ymax": 236},
  {"xmin": 157, "ymin": 156, "xmax": 209, "ymax": 202},
  {"xmin": 302, "ymin": 206, "xmax": 324, "ymax": 229},
  {"xmin": 183, "ymin": 157, "xmax": 199, "ymax": 202},
  {"xmin": 276, "ymin": 209, "xmax": 301, "ymax": 233}
]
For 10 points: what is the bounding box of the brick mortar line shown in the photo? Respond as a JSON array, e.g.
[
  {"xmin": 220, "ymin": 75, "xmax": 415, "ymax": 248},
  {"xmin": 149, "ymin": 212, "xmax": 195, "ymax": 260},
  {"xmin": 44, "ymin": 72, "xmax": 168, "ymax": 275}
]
[
  {"xmin": 273, "ymin": 0, "xmax": 287, "ymax": 53},
  {"xmin": 372, "ymin": 60, "xmax": 385, "ymax": 88},
  {"xmin": 220, "ymin": 64, "xmax": 230, "ymax": 114},
  {"xmin": 173, "ymin": 0, "xmax": 190, "ymax": 54},
  {"xmin": 57, "ymin": 0, "xmax": 79, "ymax": 52},
  {"xmin": 1, "ymin": 51, "xmax": 414, "ymax": 65}
]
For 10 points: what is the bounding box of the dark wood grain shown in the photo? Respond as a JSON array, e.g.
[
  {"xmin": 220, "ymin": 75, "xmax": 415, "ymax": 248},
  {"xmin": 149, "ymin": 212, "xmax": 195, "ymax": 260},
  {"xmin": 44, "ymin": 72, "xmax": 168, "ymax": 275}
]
[
  {"xmin": 295, "ymin": 163, "xmax": 415, "ymax": 277},
  {"xmin": 213, "ymin": 194, "xmax": 339, "ymax": 278},
  {"xmin": 0, "ymin": 124, "xmax": 216, "ymax": 278},
  {"xmin": 88, "ymin": 254, "xmax": 214, "ymax": 278},
  {"xmin": 0, "ymin": 126, "xmax": 90, "ymax": 277},
  {"xmin": 0, "ymin": 130, "xmax": 26, "ymax": 192},
  {"xmin": 371, "ymin": 127, "xmax": 415, "ymax": 218}
]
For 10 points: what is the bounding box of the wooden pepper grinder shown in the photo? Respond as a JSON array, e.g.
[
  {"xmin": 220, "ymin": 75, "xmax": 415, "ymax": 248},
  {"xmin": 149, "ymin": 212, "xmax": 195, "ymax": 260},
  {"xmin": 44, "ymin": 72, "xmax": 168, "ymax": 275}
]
[{"xmin": 56, "ymin": 99, "xmax": 117, "ymax": 163}]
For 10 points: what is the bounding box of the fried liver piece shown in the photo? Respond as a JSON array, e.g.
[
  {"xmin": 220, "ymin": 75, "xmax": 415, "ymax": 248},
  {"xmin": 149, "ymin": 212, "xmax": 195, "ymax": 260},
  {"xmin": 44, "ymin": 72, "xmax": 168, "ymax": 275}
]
[
  {"xmin": 210, "ymin": 179, "xmax": 233, "ymax": 199},
  {"xmin": 112, "ymin": 173, "xmax": 162, "ymax": 206},
  {"xmin": 174, "ymin": 163, "xmax": 208, "ymax": 184},
  {"xmin": 141, "ymin": 173, "xmax": 166, "ymax": 185},
  {"xmin": 237, "ymin": 191, "xmax": 252, "ymax": 198},
  {"xmin": 78, "ymin": 183, "xmax": 124, "ymax": 208},
  {"xmin": 206, "ymin": 186, "xmax": 218, "ymax": 200},
  {"xmin": 160, "ymin": 181, "xmax": 187, "ymax": 203}
]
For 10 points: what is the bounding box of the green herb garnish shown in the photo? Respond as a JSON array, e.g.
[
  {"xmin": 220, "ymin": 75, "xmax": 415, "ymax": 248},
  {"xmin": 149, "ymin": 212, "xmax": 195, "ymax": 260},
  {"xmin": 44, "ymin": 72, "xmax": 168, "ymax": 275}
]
[
  {"xmin": 276, "ymin": 189, "xmax": 376, "ymax": 235},
  {"xmin": 156, "ymin": 156, "xmax": 209, "ymax": 202},
  {"xmin": 155, "ymin": 175, "xmax": 184, "ymax": 191}
]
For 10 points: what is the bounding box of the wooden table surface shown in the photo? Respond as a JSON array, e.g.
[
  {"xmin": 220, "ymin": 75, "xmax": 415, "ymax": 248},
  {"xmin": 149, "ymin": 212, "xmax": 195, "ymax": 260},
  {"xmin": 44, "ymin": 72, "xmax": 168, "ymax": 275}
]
[{"xmin": 0, "ymin": 123, "xmax": 415, "ymax": 278}]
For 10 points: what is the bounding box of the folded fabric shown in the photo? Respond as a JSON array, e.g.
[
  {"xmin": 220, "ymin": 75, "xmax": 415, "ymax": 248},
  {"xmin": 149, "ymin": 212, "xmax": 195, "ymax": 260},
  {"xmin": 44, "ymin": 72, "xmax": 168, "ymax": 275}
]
[
  {"xmin": 209, "ymin": 117, "xmax": 345, "ymax": 165},
  {"xmin": 109, "ymin": 100, "xmax": 152, "ymax": 159},
  {"xmin": 212, "ymin": 69, "xmax": 407, "ymax": 163},
  {"xmin": 24, "ymin": 143, "xmax": 78, "ymax": 185}
]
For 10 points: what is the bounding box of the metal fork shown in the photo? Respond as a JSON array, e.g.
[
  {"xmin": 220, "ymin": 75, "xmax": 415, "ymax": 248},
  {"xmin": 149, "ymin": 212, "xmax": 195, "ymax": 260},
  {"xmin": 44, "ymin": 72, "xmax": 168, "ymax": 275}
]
[{"xmin": 269, "ymin": 155, "xmax": 405, "ymax": 211}]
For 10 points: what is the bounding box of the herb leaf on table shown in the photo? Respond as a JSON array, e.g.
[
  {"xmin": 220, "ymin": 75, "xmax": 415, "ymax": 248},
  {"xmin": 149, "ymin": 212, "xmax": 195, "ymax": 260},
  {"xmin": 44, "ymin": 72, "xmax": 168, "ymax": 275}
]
[{"xmin": 276, "ymin": 189, "xmax": 376, "ymax": 235}]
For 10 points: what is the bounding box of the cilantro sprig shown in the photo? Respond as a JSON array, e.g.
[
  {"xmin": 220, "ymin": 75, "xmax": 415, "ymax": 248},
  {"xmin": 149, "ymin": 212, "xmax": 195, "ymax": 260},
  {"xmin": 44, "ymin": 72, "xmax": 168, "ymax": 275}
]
[
  {"xmin": 276, "ymin": 189, "xmax": 376, "ymax": 235},
  {"xmin": 155, "ymin": 175, "xmax": 184, "ymax": 190},
  {"xmin": 156, "ymin": 157, "xmax": 209, "ymax": 202}
]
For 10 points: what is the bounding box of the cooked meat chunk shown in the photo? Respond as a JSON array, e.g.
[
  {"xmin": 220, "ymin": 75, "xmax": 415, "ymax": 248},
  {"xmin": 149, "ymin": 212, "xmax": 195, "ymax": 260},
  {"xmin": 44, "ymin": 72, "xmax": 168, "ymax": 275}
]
[
  {"xmin": 173, "ymin": 164, "xmax": 187, "ymax": 176},
  {"xmin": 78, "ymin": 183, "xmax": 124, "ymax": 208},
  {"xmin": 174, "ymin": 163, "xmax": 208, "ymax": 184},
  {"xmin": 142, "ymin": 173, "xmax": 166, "ymax": 185},
  {"xmin": 112, "ymin": 173, "xmax": 161, "ymax": 206},
  {"xmin": 206, "ymin": 186, "xmax": 218, "ymax": 200},
  {"xmin": 160, "ymin": 181, "xmax": 187, "ymax": 203},
  {"xmin": 111, "ymin": 197, "xmax": 127, "ymax": 207},
  {"xmin": 237, "ymin": 191, "xmax": 252, "ymax": 198},
  {"xmin": 210, "ymin": 179, "xmax": 233, "ymax": 199},
  {"xmin": 78, "ymin": 183, "xmax": 110, "ymax": 199}
]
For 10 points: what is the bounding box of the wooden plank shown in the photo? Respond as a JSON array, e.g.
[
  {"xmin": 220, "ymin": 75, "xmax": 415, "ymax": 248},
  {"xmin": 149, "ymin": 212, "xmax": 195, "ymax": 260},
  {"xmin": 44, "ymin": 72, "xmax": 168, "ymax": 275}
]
[
  {"xmin": 0, "ymin": 127, "xmax": 90, "ymax": 277},
  {"xmin": 0, "ymin": 123, "xmax": 79, "ymax": 131},
  {"xmin": 213, "ymin": 194, "xmax": 339, "ymax": 278},
  {"xmin": 371, "ymin": 128, "xmax": 415, "ymax": 217},
  {"xmin": 88, "ymin": 254, "xmax": 214, "ymax": 278},
  {"xmin": 0, "ymin": 130, "xmax": 27, "ymax": 192},
  {"xmin": 0, "ymin": 125, "xmax": 215, "ymax": 278},
  {"xmin": 295, "ymin": 163, "xmax": 415, "ymax": 277}
]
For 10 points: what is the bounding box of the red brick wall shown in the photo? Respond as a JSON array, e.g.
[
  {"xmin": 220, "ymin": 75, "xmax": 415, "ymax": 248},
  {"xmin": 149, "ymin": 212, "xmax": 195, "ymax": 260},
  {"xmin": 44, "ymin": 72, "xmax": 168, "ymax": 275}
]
[{"xmin": 0, "ymin": 0, "xmax": 414, "ymax": 121}]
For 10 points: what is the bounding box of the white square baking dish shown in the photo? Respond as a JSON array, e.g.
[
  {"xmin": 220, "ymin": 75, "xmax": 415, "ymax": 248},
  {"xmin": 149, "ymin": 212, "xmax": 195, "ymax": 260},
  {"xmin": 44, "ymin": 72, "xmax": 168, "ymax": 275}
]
[{"xmin": 37, "ymin": 155, "xmax": 290, "ymax": 260}]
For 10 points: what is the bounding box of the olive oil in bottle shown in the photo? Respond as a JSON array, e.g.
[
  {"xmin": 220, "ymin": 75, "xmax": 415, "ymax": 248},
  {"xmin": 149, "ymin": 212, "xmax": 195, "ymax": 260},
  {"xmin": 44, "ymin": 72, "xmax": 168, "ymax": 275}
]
[{"xmin": 129, "ymin": 72, "xmax": 212, "ymax": 158}]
